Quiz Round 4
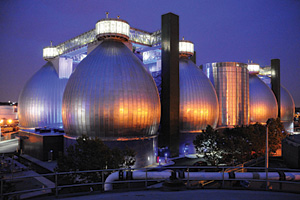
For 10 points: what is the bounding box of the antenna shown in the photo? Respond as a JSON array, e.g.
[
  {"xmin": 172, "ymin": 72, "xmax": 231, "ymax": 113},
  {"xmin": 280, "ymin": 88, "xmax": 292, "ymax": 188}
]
[
  {"xmin": 105, "ymin": 12, "xmax": 109, "ymax": 18},
  {"xmin": 50, "ymin": 41, "xmax": 53, "ymax": 47},
  {"xmin": 117, "ymin": 15, "xmax": 120, "ymax": 19}
]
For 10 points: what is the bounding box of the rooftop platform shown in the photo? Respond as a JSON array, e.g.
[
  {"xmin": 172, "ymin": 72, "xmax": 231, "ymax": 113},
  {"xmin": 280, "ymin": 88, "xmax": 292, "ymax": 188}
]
[{"xmin": 31, "ymin": 189, "xmax": 300, "ymax": 200}]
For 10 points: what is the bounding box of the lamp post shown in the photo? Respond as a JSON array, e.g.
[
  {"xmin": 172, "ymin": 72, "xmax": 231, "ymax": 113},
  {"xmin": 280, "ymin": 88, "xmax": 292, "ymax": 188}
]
[{"xmin": 265, "ymin": 118, "xmax": 272, "ymax": 190}]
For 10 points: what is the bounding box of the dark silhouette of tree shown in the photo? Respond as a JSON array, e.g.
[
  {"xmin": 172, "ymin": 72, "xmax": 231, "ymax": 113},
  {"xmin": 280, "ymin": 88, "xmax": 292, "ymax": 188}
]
[
  {"xmin": 266, "ymin": 118, "xmax": 287, "ymax": 153},
  {"xmin": 220, "ymin": 126, "xmax": 252, "ymax": 165},
  {"xmin": 194, "ymin": 118, "xmax": 287, "ymax": 165},
  {"xmin": 193, "ymin": 125, "xmax": 225, "ymax": 166},
  {"xmin": 55, "ymin": 135, "xmax": 136, "ymax": 185}
]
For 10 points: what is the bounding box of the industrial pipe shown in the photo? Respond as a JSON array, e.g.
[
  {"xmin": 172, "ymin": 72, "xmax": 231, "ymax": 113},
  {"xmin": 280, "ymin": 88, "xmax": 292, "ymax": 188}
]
[{"xmin": 104, "ymin": 170, "xmax": 300, "ymax": 191}]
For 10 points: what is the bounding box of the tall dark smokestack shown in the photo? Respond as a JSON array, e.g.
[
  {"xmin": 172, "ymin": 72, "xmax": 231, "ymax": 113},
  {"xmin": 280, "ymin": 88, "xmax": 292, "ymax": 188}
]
[
  {"xmin": 160, "ymin": 13, "xmax": 179, "ymax": 157},
  {"xmin": 271, "ymin": 59, "xmax": 281, "ymax": 118}
]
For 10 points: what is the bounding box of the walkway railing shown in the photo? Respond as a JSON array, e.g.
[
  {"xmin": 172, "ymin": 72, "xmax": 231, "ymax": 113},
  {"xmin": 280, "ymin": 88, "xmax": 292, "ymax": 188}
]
[{"xmin": 1, "ymin": 166, "xmax": 300, "ymax": 199}]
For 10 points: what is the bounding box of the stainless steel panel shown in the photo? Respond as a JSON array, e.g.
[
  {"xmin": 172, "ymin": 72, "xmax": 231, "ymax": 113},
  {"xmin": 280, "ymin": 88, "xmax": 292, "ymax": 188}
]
[
  {"xmin": 249, "ymin": 74, "xmax": 278, "ymax": 123},
  {"xmin": 62, "ymin": 40, "xmax": 161, "ymax": 139},
  {"xmin": 204, "ymin": 62, "xmax": 249, "ymax": 126},
  {"xmin": 281, "ymin": 85, "xmax": 295, "ymax": 123},
  {"xmin": 179, "ymin": 58, "xmax": 219, "ymax": 132},
  {"xmin": 18, "ymin": 62, "xmax": 68, "ymax": 128}
]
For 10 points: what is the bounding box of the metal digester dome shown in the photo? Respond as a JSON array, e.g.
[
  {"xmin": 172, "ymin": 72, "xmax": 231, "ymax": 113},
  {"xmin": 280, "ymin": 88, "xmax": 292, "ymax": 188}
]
[
  {"xmin": 249, "ymin": 74, "xmax": 278, "ymax": 124},
  {"xmin": 178, "ymin": 40, "xmax": 219, "ymax": 155},
  {"xmin": 281, "ymin": 85, "xmax": 295, "ymax": 132},
  {"xmin": 179, "ymin": 40, "xmax": 219, "ymax": 132},
  {"xmin": 62, "ymin": 17, "xmax": 161, "ymax": 139},
  {"xmin": 18, "ymin": 62, "xmax": 68, "ymax": 128}
]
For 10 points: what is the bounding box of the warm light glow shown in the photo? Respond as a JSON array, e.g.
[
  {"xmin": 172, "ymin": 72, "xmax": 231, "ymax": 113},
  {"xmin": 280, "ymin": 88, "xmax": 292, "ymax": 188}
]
[
  {"xmin": 117, "ymin": 103, "xmax": 151, "ymax": 129},
  {"xmin": 180, "ymin": 59, "xmax": 219, "ymax": 132},
  {"xmin": 95, "ymin": 19, "xmax": 130, "ymax": 38},
  {"xmin": 43, "ymin": 46, "xmax": 58, "ymax": 60},
  {"xmin": 179, "ymin": 41, "xmax": 194, "ymax": 56},
  {"xmin": 116, "ymin": 136, "xmax": 152, "ymax": 141},
  {"xmin": 0, "ymin": 120, "xmax": 3, "ymax": 124},
  {"xmin": 7, "ymin": 119, "xmax": 12, "ymax": 124},
  {"xmin": 205, "ymin": 62, "xmax": 249, "ymax": 126},
  {"xmin": 249, "ymin": 74, "xmax": 278, "ymax": 124}
]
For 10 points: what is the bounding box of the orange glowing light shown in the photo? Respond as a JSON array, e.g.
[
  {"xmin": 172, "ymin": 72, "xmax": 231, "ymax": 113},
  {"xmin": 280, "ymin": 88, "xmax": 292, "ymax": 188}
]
[
  {"xmin": 8, "ymin": 119, "xmax": 12, "ymax": 124},
  {"xmin": 0, "ymin": 120, "xmax": 3, "ymax": 124},
  {"xmin": 116, "ymin": 136, "xmax": 153, "ymax": 141}
]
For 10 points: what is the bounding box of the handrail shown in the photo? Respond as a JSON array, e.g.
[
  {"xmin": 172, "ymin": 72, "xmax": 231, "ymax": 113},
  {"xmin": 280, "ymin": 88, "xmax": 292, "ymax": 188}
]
[
  {"xmin": 2, "ymin": 166, "xmax": 300, "ymax": 181},
  {"xmin": 1, "ymin": 166, "xmax": 300, "ymax": 198}
]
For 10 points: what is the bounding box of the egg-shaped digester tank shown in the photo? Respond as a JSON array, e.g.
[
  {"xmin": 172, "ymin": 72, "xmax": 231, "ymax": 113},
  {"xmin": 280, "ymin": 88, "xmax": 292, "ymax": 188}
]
[
  {"xmin": 62, "ymin": 33, "xmax": 160, "ymax": 139},
  {"xmin": 281, "ymin": 85, "xmax": 295, "ymax": 132},
  {"xmin": 249, "ymin": 74, "xmax": 278, "ymax": 123},
  {"xmin": 179, "ymin": 58, "xmax": 219, "ymax": 132},
  {"xmin": 62, "ymin": 17, "xmax": 160, "ymax": 167},
  {"xmin": 178, "ymin": 40, "xmax": 219, "ymax": 155},
  {"xmin": 18, "ymin": 62, "xmax": 68, "ymax": 128}
]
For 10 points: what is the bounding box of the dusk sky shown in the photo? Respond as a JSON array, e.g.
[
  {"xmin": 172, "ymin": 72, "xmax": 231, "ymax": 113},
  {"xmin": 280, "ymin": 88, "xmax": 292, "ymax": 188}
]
[{"xmin": 0, "ymin": 0, "xmax": 299, "ymax": 106}]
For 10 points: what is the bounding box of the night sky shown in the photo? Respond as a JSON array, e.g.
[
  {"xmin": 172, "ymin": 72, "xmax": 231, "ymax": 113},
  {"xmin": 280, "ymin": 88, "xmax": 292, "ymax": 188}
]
[{"xmin": 0, "ymin": 0, "xmax": 299, "ymax": 106}]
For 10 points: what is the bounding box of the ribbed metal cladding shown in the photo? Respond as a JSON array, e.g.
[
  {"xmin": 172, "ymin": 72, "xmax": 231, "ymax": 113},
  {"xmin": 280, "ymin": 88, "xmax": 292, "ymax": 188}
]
[
  {"xmin": 204, "ymin": 62, "xmax": 249, "ymax": 126},
  {"xmin": 18, "ymin": 62, "xmax": 68, "ymax": 128},
  {"xmin": 249, "ymin": 74, "xmax": 278, "ymax": 124},
  {"xmin": 62, "ymin": 39, "xmax": 161, "ymax": 139},
  {"xmin": 180, "ymin": 58, "xmax": 219, "ymax": 132},
  {"xmin": 281, "ymin": 85, "xmax": 295, "ymax": 123}
]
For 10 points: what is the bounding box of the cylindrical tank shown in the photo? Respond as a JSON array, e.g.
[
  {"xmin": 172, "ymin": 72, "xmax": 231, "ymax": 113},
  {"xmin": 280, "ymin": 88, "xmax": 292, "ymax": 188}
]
[
  {"xmin": 203, "ymin": 62, "xmax": 249, "ymax": 127},
  {"xmin": 62, "ymin": 28, "xmax": 160, "ymax": 140},
  {"xmin": 249, "ymin": 74, "xmax": 278, "ymax": 124},
  {"xmin": 18, "ymin": 62, "xmax": 68, "ymax": 128},
  {"xmin": 281, "ymin": 85, "xmax": 295, "ymax": 132}
]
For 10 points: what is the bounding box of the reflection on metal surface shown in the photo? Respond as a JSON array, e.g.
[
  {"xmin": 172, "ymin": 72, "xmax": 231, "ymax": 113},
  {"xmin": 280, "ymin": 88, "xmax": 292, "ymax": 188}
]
[
  {"xmin": 180, "ymin": 58, "xmax": 219, "ymax": 132},
  {"xmin": 62, "ymin": 40, "xmax": 161, "ymax": 139},
  {"xmin": 281, "ymin": 85, "xmax": 295, "ymax": 132},
  {"xmin": 18, "ymin": 62, "xmax": 68, "ymax": 128},
  {"xmin": 281, "ymin": 85, "xmax": 295, "ymax": 122},
  {"xmin": 204, "ymin": 62, "xmax": 249, "ymax": 126},
  {"xmin": 249, "ymin": 74, "xmax": 278, "ymax": 123}
]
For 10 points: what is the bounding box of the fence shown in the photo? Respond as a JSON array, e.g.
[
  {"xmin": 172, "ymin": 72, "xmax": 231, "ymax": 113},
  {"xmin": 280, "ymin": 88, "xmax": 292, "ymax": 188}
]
[{"xmin": 1, "ymin": 166, "xmax": 300, "ymax": 199}]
